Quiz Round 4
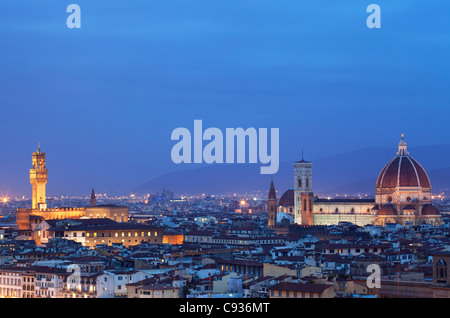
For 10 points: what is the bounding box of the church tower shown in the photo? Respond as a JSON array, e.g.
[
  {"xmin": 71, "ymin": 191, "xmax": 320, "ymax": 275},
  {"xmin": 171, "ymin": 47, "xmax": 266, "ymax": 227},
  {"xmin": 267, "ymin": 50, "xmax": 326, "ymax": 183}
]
[
  {"xmin": 30, "ymin": 144, "xmax": 47, "ymax": 210},
  {"xmin": 293, "ymin": 151, "xmax": 313, "ymax": 225},
  {"xmin": 267, "ymin": 178, "xmax": 278, "ymax": 229},
  {"xmin": 90, "ymin": 188, "xmax": 97, "ymax": 207}
]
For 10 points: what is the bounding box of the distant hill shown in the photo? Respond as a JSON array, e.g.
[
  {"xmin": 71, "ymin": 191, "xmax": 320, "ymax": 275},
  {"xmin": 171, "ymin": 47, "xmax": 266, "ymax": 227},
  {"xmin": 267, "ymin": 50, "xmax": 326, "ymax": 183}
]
[
  {"xmin": 133, "ymin": 144, "xmax": 450, "ymax": 196},
  {"xmin": 324, "ymin": 166, "xmax": 450, "ymax": 195}
]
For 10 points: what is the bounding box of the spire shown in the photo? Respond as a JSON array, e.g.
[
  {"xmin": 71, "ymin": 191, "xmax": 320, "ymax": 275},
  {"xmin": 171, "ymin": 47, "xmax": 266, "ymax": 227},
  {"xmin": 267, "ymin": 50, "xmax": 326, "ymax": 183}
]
[
  {"xmin": 37, "ymin": 141, "xmax": 41, "ymax": 154},
  {"xmin": 268, "ymin": 177, "xmax": 277, "ymax": 200},
  {"xmin": 397, "ymin": 133, "xmax": 409, "ymax": 156},
  {"xmin": 295, "ymin": 148, "xmax": 310, "ymax": 163},
  {"xmin": 90, "ymin": 187, "xmax": 97, "ymax": 207}
]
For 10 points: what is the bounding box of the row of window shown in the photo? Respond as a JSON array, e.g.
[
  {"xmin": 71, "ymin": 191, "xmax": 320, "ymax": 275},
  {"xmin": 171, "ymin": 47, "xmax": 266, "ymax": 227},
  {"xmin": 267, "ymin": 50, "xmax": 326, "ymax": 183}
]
[
  {"xmin": 79, "ymin": 231, "xmax": 159, "ymax": 238},
  {"xmin": 0, "ymin": 277, "xmax": 21, "ymax": 286},
  {"xmin": 271, "ymin": 290, "xmax": 321, "ymax": 298},
  {"xmin": 86, "ymin": 238, "xmax": 160, "ymax": 244},
  {"xmin": 324, "ymin": 248, "xmax": 379, "ymax": 254}
]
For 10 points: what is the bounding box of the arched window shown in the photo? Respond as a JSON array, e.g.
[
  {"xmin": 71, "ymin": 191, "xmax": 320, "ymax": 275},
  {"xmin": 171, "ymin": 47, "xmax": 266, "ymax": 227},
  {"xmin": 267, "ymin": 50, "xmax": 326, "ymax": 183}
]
[{"xmin": 437, "ymin": 259, "xmax": 447, "ymax": 279}]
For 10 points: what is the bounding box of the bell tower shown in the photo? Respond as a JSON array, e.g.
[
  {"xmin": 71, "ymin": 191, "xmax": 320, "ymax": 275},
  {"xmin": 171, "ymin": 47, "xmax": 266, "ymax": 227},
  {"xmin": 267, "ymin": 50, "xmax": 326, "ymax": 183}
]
[
  {"xmin": 30, "ymin": 144, "xmax": 48, "ymax": 210},
  {"xmin": 294, "ymin": 150, "xmax": 313, "ymax": 225}
]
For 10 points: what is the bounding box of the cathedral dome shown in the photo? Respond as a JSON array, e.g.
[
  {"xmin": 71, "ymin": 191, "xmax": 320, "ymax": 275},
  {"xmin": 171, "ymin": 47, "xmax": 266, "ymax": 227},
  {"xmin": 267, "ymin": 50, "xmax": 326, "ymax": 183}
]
[
  {"xmin": 421, "ymin": 204, "xmax": 440, "ymax": 216},
  {"xmin": 378, "ymin": 204, "xmax": 397, "ymax": 216},
  {"xmin": 376, "ymin": 135, "xmax": 431, "ymax": 190},
  {"xmin": 279, "ymin": 189, "xmax": 294, "ymax": 206}
]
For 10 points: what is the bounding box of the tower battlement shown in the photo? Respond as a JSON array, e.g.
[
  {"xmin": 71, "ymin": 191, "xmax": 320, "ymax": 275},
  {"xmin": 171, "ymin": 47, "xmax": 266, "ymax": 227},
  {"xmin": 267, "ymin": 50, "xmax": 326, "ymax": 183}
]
[{"xmin": 30, "ymin": 144, "xmax": 48, "ymax": 210}]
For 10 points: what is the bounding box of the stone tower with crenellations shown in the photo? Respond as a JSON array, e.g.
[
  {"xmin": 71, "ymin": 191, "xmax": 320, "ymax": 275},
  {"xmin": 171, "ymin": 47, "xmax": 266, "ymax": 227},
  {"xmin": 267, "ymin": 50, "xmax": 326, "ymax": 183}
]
[
  {"xmin": 30, "ymin": 143, "xmax": 48, "ymax": 210},
  {"xmin": 16, "ymin": 146, "xmax": 129, "ymax": 232}
]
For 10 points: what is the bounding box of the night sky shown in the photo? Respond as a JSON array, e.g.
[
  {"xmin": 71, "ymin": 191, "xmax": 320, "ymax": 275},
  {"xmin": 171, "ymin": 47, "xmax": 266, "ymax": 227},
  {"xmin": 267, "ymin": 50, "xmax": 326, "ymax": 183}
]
[{"xmin": 0, "ymin": 1, "xmax": 449, "ymax": 196}]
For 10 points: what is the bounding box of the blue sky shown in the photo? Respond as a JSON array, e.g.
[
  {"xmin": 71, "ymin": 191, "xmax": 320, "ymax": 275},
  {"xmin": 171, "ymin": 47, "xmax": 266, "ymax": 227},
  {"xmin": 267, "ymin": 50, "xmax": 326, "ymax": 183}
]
[{"xmin": 0, "ymin": 1, "xmax": 449, "ymax": 196}]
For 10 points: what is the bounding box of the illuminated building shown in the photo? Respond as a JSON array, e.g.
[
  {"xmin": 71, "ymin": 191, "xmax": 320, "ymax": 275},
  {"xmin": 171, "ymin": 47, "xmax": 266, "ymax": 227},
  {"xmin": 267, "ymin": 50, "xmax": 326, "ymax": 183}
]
[
  {"xmin": 272, "ymin": 135, "xmax": 442, "ymax": 227},
  {"xmin": 29, "ymin": 144, "xmax": 47, "ymax": 210},
  {"xmin": 37, "ymin": 218, "xmax": 163, "ymax": 248},
  {"xmin": 373, "ymin": 134, "xmax": 441, "ymax": 226},
  {"xmin": 16, "ymin": 146, "xmax": 129, "ymax": 234}
]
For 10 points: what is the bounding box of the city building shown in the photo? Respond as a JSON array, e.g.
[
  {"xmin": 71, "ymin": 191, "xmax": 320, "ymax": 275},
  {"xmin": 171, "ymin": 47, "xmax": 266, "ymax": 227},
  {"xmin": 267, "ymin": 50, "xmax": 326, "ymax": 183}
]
[
  {"xmin": 39, "ymin": 218, "xmax": 163, "ymax": 248},
  {"xmin": 16, "ymin": 146, "xmax": 129, "ymax": 236},
  {"xmin": 272, "ymin": 136, "xmax": 443, "ymax": 228}
]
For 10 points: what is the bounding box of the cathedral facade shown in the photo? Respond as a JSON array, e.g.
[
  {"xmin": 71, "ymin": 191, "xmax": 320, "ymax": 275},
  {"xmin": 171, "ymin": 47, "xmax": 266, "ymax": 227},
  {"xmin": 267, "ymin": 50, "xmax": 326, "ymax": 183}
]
[{"xmin": 269, "ymin": 136, "xmax": 442, "ymax": 228}]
